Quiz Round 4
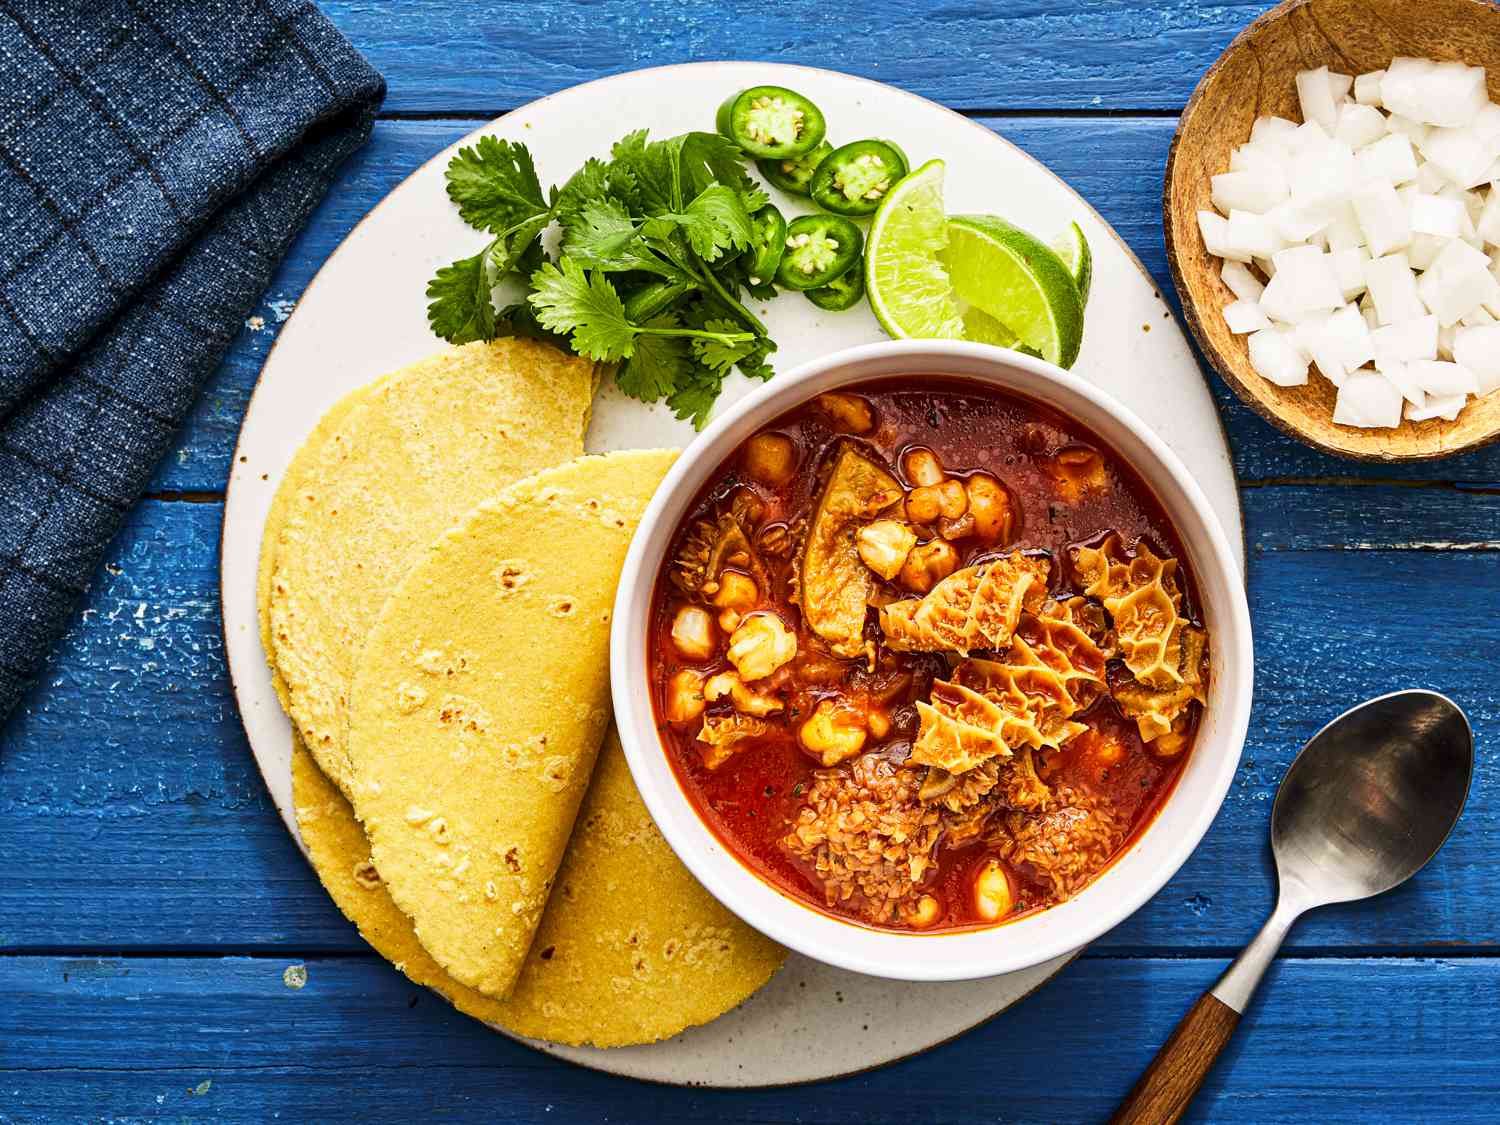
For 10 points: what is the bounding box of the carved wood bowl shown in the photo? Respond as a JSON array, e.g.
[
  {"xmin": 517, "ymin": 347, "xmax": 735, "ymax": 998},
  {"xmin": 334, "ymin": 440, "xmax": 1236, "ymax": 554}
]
[{"xmin": 1164, "ymin": 0, "xmax": 1500, "ymax": 461}]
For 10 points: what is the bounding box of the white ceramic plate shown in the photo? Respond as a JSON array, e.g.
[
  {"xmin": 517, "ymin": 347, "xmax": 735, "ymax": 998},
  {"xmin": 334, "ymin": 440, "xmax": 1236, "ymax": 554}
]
[{"xmin": 221, "ymin": 62, "xmax": 1245, "ymax": 1087}]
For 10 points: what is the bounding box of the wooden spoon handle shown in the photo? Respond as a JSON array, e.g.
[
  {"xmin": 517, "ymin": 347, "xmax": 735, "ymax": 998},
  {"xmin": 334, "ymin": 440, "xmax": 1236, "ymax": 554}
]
[{"xmin": 1108, "ymin": 991, "xmax": 1241, "ymax": 1125}]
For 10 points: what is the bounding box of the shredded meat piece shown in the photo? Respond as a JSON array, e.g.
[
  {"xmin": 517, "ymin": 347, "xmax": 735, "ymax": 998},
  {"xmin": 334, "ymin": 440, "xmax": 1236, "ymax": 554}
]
[
  {"xmin": 992, "ymin": 784, "xmax": 1128, "ymax": 899},
  {"xmin": 696, "ymin": 712, "xmax": 770, "ymax": 770},
  {"xmin": 783, "ymin": 753, "xmax": 941, "ymax": 924}
]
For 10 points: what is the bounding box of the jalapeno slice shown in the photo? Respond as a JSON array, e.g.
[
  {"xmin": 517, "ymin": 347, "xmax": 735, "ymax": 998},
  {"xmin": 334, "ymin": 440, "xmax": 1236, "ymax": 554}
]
[
  {"xmin": 716, "ymin": 86, "xmax": 827, "ymax": 160},
  {"xmin": 808, "ymin": 140, "xmax": 909, "ymax": 216},
  {"xmin": 805, "ymin": 254, "xmax": 865, "ymax": 311},
  {"xmin": 747, "ymin": 204, "xmax": 788, "ymax": 285},
  {"xmin": 775, "ymin": 214, "xmax": 863, "ymax": 291},
  {"xmin": 756, "ymin": 140, "xmax": 833, "ymax": 197}
]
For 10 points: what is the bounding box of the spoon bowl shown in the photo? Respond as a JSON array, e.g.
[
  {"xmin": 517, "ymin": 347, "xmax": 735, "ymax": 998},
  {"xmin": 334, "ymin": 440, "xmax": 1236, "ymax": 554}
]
[{"xmin": 1272, "ymin": 691, "xmax": 1473, "ymax": 906}]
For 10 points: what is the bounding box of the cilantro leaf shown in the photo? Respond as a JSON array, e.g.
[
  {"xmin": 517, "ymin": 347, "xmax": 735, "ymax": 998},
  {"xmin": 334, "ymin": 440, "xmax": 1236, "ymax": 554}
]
[
  {"xmin": 666, "ymin": 359, "xmax": 727, "ymax": 428},
  {"xmin": 617, "ymin": 317, "xmax": 694, "ymax": 403},
  {"xmin": 552, "ymin": 157, "xmax": 613, "ymax": 217},
  {"xmin": 528, "ymin": 259, "xmax": 636, "ymax": 362},
  {"xmin": 658, "ymin": 185, "xmax": 753, "ymax": 263},
  {"xmin": 680, "ymin": 131, "xmax": 769, "ymax": 214},
  {"xmin": 561, "ymin": 198, "xmax": 691, "ymax": 281},
  {"xmin": 445, "ymin": 137, "xmax": 549, "ymax": 234},
  {"xmin": 426, "ymin": 252, "xmax": 497, "ymax": 344},
  {"xmin": 609, "ymin": 130, "xmax": 685, "ymax": 214},
  {"xmin": 691, "ymin": 317, "xmax": 757, "ymax": 375}
]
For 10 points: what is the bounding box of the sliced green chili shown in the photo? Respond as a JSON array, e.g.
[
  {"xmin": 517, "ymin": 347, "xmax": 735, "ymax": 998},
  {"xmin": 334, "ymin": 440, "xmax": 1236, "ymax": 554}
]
[
  {"xmin": 804, "ymin": 254, "xmax": 865, "ymax": 311},
  {"xmin": 756, "ymin": 140, "xmax": 833, "ymax": 197},
  {"xmin": 716, "ymin": 86, "xmax": 827, "ymax": 160},
  {"xmin": 774, "ymin": 214, "xmax": 862, "ymax": 291},
  {"xmin": 746, "ymin": 204, "xmax": 787, "ymax": 285},
  {"xmin": 808, "ymin": 140, "xmax": 909, "ymax": 216}
]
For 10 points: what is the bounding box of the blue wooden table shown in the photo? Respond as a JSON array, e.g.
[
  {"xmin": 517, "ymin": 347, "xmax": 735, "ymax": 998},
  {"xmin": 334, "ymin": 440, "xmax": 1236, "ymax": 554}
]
[{"xmin": 3, "ymin": 3, "xmax": 1497, "ymax": 1121}]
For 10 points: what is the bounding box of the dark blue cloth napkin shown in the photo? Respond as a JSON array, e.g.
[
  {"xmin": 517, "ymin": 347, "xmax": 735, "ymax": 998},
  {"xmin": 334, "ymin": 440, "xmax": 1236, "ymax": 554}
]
[{"xmin": 0, "ymin": 1, "xmax": 383, "ymax": 725}]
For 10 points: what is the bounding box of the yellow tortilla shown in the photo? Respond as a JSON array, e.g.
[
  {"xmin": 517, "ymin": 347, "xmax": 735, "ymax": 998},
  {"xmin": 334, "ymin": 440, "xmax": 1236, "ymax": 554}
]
[
  {"xmin": 345, "ymin": 450, "xmax": 677, "ymax": 998},
  {"xmin": 264, "ymin": 339, "xmax": 597, "ymax": 798},
  {"xmin": 257, "ymin": 374, "xmax": 394, "ymax": 711},
  {"xmin": 293, "ymin": 733, "xmax": 784, "ymax": 1047}
]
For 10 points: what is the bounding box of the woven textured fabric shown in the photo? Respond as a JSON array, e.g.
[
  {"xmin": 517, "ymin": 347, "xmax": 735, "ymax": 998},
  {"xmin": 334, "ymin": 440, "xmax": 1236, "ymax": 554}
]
[{"xmin": 0, "ymin": 0, "xmax": 383, "ymax": 724}]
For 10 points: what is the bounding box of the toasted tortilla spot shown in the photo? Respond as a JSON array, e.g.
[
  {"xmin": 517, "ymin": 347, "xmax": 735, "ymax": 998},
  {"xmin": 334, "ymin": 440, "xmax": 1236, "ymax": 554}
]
[
  {"xmin": 293, "ymin": 732, "xmax": 783, "ymax": 1047},
  {"xmin": 346, "ymin": 450, "xmax": 676, "ymax": 999},
  {"xmin": 798, "ymin": 446, "xmax": 902, "ymax": 659},
  {"xmin": 265, "ymin": 339, "xmax": 598, "ymax": 798}
]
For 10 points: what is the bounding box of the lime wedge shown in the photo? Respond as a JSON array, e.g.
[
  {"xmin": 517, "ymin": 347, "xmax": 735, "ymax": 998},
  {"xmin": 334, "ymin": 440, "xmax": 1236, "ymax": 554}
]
[
  {"xmin": 943, "ymin": 214, "xmax": 1086, "ymax": 369},
  {"xmin": 961, "ymin": 307, "xmax": 1019, "ymax": 348},
  {"xmin": 1052, "ymin": 221, "xmax": 1093, "ymax": 306},
  {"xmin": 865, "ymin": 159, "xmax": 965, "ymax": 339}
]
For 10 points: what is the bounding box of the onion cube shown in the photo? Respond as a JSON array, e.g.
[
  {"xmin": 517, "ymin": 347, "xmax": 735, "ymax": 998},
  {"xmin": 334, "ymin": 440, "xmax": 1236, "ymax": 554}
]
[
  {"xmin": 1352, "ymin": 180, "xmax": 1412, "ymax": 255},
  {"xmin": 1454, "ymin": 324, "xmax": 1500, "ymax": 393},
  {"xmin": 1407, "ymin": 359, "xmax": 1479, "ymax": 397},
  {"xmin": 1231, "ymin": 142, "xmax": 1290, "ymax": 177},
  {"xmin": 1259, "ymin": 273, "xmax": 1330, "ymax": 323},
  {"xmin": 1477, "ymin": 188, "xmax": 1500, "ymax": 248},
  {"xmin": 1247, "ymin": 327, "xmax": 1310, "ymax": 386},
  {"xmin": 1226, "ymin": 209, "xmax": 1282, "ymax": 259},
  {"xmin": 1417, "ymin": 263, "xmax": 1496, "ymax": 326},
  {"xmin": 1385, "ymin": 113, "xmax": 1432, "ymax": 147},
  {"xmin": 1323, "ymin": 203, "xmax": 1366, "ymax": 251},
  {"xmin": 1432, "ymin": 237, "xmax": 1493, "ymax": 275},
  {"xmin": 1355, "ymin": 133, "xmax": 1420, "ymax": 186},
  {"xmin": 1383, "ymin": 58, "xmax": 1487, "ymax": 128},
  {"xmin": 1406, "ymin": 393, "xmax": 1467, "ymax": 422},
  {"xmin": 1212, "ymin": 169, "xmax": 1288, "ymax": 215},
  {"xmin": 1330, "ymin": 247, "xmax": 1370, "ymax": 300},
  {"xmin": 1223, "ymin": 299, "xmax": 1271, "ymax": 334},
  {"xmin": 1268, "ymin": 200, "xmax": 1331, "ymax": 243},
  {"xmin": 1198, "ymin": 210, "xmax": 1244, "ymax": 262},
  {"xmin": 1421, "ymin": 126, "xmax": 1497, "ymax": 189},
  {"xmin": 1251, "ymin": 115, "xmax": 1300, "ymax": 151},
  {"xmin": 1333, "ymin": 369, "xmax": 1405, "ymax": 428},
  {"xmin": 1336, "ymin": 102, "xmax": 1388, "ymax": 150},
  {"xmin": 1371, "ymin": 315, "xmax": 1440, "ymax": 364},
  {"xmin": 1297, "ymin": 67, "xmax": 1341, "ymax": 130},
  {"xmin": 1322, "ymin": 303, "xmax": 1376, "ymax": 371},
  {"xmin": 1355, "ymin": 70, "xmax": 1385, "ymax": 107},
  {"xmin": 1406, "ymin": 233, "xmax": 1447, "ymax": 271},
  {"xmin": 1289, "ymin": 120, "xmax": 1334, "ymax": 154},
  {"xmin": 1409, "ymin": 192, "xmax": 1468, "ymax": 238},
  {"xmin": 1376, "ymin": 358, "xmax": 1430, "ymax": 406},
  {"xmin": 1461, "ymin": 305, "xmax": 1497, "ymax": 327},
  {"xmin": 1271, "ymin": 245, "xmax": 1345, "ymax": 312},
  {"xmin": 1365, "ymin": 253, "xmax": 1427, "ymax": 324},
  {"xmin": 1221, "ymin": 260, "xmax": 1266, "ymax": 301},
  {"xmin": 1327, "ymin": 71, "xmax": 1354, "ymax": 103}
]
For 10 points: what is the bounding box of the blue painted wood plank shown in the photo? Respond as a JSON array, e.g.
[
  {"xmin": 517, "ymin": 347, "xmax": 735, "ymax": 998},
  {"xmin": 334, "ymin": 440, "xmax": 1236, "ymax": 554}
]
[
  {"xmin": 2, "ymin": 954, "xmax": 1496, "ymax": 1122},
  {"xmin": 150, "ymin": 116, "xmax": 1500, "ymax": 496},
  {"xmin": 2, "ymin": 500, "xmax": 1496, "ymax": 952},
  {"xmin": 318, "ymin": 1, "xmax": 1282, "ymax": 114}
]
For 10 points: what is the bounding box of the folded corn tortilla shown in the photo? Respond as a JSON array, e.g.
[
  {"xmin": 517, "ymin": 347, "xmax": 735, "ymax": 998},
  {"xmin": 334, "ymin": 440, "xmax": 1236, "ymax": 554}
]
[
  {"xmin": 263, "ymin": 339, "xmax": 597, "ymax": 798},
  {"xmin": 293, "ymin": 731, "xmax": 784, "ymax": 1047},
  {"xmin": 345, "ymin": 449, "xmax": 677, "ymax": 998}
]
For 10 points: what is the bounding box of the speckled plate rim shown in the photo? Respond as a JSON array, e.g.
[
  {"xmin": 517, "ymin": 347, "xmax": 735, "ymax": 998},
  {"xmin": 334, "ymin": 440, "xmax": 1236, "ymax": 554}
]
[{"xmin": 220, "ymin": 60, "xmax": 1247, "ymax": 1088}]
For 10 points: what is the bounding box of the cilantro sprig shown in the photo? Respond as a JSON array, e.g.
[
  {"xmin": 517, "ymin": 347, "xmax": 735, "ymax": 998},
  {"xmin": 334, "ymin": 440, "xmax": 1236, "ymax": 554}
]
[{"xmin": 427, "ymin": 129, "xmax": 777, "ymax": 427}]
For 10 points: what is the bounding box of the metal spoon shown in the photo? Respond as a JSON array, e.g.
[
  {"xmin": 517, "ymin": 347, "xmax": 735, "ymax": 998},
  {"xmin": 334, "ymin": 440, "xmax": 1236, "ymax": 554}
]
[{"xmin": 1112, "ymin": 690, "xmax": 1473, "ymax": 1125}]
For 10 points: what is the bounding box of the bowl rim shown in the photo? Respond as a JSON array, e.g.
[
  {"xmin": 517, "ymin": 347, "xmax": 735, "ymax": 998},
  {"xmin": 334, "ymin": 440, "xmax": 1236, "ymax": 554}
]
[
  {"xmin": 1162, "ymin": 0, "xmax": 1500, "ymax": 463},
  {"xmin": 610, "ymin": 339, "xmax": 1254, "ymax": 981}
]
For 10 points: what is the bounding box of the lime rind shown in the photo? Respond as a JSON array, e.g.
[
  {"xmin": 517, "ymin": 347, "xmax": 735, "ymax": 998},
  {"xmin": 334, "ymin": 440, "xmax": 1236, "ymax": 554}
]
[
  {"xmin": 1052, "ymin": 221, "xmax": 1093, "ymax": 306},
  {"xmin": 943, "ymin": 214, "xmax": 1085, "ymax": 369},
  {"xmin": 864, "ymin": 159, "xmax": 965, "ymax": 340}
]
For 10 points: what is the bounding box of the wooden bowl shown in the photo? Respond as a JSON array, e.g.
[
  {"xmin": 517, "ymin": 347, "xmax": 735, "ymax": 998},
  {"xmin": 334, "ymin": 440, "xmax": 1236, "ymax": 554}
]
[{"xmin": 1164, "ymin": 0, "xmax": 1500, "ymax": 461}]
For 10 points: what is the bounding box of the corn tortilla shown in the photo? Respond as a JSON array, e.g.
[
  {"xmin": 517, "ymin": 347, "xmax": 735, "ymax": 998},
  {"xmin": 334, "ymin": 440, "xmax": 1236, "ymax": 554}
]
[
  {"xmin": 257, "ymin": 374, "xmax": 394, "ymax": 712},
  {"xmin": 265, "ymin": 339, "xmax": 597, "ymax": 798},
  {"xmin": 293, "ymin": 733, "xmax": 785, "ymax": 1047},
  {"xmin": 346, "ymin": 449, "xmax": 678, "ymax": 998}
]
